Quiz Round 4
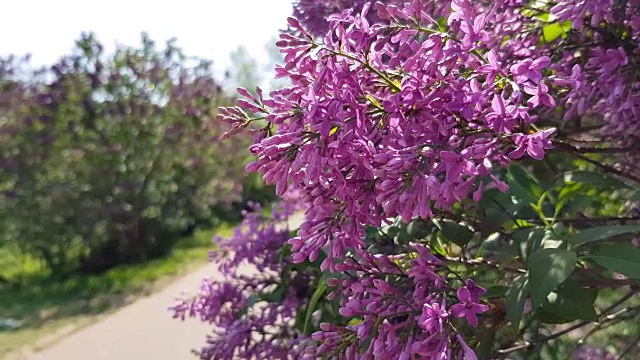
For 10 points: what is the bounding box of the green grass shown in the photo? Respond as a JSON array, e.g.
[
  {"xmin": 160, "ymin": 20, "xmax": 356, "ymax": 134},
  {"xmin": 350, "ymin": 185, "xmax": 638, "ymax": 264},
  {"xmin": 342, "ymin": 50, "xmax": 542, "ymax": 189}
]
[{"xmin": 0, "ymin": 223, "xmax": 233, "ymax": 358}]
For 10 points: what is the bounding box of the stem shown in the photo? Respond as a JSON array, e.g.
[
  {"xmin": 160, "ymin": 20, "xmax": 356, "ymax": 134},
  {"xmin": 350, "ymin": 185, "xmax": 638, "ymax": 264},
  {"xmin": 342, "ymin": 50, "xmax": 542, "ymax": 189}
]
[
  {"xmin": 524, "ymin": 216, "xmax": 640, "ymax": 225},
  {"xmin": 320, "ymin": 46, "xmax": 401, "ymax": 92},
  {"xmin": 583, "ymin": 278, "xmax": 640, "ymax": 289},
  {"xmin": 556, "ymin": 142, "xmax": 640, "ymax": 183},
  {"xmin": 565, "ymin": 146, "xmax": 640, "ymax": 154},
  {"xmin": 497, "ymin": 290, "xmax": 638, "ymax": 355},
  {"xmin": 443, "ymin": 256, "xmax": 526, "ymax": 274}
]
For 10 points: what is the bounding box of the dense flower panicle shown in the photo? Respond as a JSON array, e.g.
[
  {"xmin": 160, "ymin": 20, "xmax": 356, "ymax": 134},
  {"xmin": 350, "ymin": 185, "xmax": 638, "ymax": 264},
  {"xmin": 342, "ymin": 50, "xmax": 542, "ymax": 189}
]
[
  {"xmin": 295, "ymin": 0, "xmax": 640, "ymax": 175},
  {"xmin": 210, "ymin": 200, "xmax": 293, "ymax": 275},
  {"xmin": 220, "ymin": 0, "xmax": 557, "ymax": 271},
  {"xmin": 171, "ymin": 193, "xmax": 311, "ymax": 360},
  {"xmin": 307, "ymin": 244, "xmax": 489, "ymax": 359},
  {"xmin": 293, "ymin": 0, "xmax": 455, "ymax": 38},
  {"xmin": 293, "ymin": 0, "xmax": 373, "ymax": 37},
  {"xmin": 547, "ymin": 0, "xmax": 640, "ymax": 176}
]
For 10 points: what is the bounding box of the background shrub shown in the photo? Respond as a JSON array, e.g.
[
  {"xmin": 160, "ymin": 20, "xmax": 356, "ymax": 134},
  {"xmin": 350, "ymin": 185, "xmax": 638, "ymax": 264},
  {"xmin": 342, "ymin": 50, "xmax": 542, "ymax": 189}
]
[{"xmin": 0, "ymin": 33, "xmax": 264, "ymax": 275}]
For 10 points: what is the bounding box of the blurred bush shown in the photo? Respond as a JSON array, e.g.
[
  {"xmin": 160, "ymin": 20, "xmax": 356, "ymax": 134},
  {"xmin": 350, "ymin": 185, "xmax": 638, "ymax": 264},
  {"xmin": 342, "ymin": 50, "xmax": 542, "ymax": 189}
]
[{"xmin": 0, "ymin": 33, "xmax": 271, "ymax": 276}]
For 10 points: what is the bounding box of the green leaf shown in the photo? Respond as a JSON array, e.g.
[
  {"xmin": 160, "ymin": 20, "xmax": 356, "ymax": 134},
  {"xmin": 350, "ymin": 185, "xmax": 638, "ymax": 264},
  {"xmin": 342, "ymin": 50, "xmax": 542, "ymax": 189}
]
[
  {"xmin": 394, "ymin": 222, "xmax": 412, "ymax": 244},
  {"xmin": 475, "ymin": 325, "xmax": 497, "ymax": 360},
  {"xmin": 541, "ymin": 280, "xmax": 598, "ymax": 322},
  {"xmin": 246, "ymin": 294, "xmax": 260, "ymax": 308},
  {"xmin": 528, "ymin": 248, "xmax": 577, "ymax": 309},
  {"xmin": 568, "ymin": 225, "xmax": 640, "ymax": 246},
  {"xmin": 293, "ymin": 305, "xmax": 307, "ymax": 333},
  {"xmin": 482, "ymin": 207, "xmax": 512, "ymax": 231},
  {"xmin": 513, "ymin": 227, "xmax": 545, "ymax": 262},
  {"xmin": 263, "ymin": 286, "xmax": 286, "ymax": 303},
  {"xmin": 556, "ymin": 171, "xmax": 630, "ymax": 189},
  {"xmin": 407, "ymin": 219, "xmax": 431, "ymax": 239},
  {"xmin": 542, "ymin": 21, "xmax": 572, "ymax": 42},
  {"xmin": 533, "ymin": 308, "xmax": 572, "ymax": 324},
  {"xmin": 505, "ymin": 274, "xmax": 529, "ymax": 327},
  {"xmin": 589, "ymin": 243, "xmax": 640, "ymax": 279},
  {"xmin": 364, "ymin": 226, "xmax": 380, "ymax": 243},
  {"xmin": 507, "ymin": 165, "xmax": 543, "ymax": 204},
  {"xmin": 484, "ymin": 285, "xmax": 508, "ymax": 298},
  {"xmin": 429, "ymin": 232, "xmax": 447, "ymax": 256},
  {"xmin": 433, "ymin": 219, "xmax": 474, "ymax": 246},
  {"xmin": 303, "ymin": 274, "xmax": 328, "ymax": 334},
  {"xmin": 540, "ymin": 228, "xmax": 565, "ymax": 250},
  {"xmin": 534, "ymin": 12, "xmax": 551, "ymax": 22},
  {"xmin": 478, "ymin": 232, "xmax": 501, "ymax": 254}
]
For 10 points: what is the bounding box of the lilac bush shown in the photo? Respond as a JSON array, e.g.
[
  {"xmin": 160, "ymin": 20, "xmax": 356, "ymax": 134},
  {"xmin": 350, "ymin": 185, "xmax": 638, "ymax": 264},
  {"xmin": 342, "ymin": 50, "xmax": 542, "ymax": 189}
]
[
  {"xmin": 0, "ymin": 34, "xmax": 253, "ymax": 274},
  {"xmin": 177, "ymin": 0, "xmax": 640, "ymax": 359}
]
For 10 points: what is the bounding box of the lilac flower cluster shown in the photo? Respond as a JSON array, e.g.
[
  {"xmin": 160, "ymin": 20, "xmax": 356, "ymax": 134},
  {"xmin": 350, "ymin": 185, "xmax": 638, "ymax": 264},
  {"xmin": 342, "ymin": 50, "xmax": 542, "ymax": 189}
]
[
  {"xmin": 192, "ymin": 0, "xmax": 640, "ymax": 359},
  {"xmin": 221, "ymin": 0, "xmax": 556, "ymax": 270},
  {"xmin": 215, "ymin": 1, "xmax": 564, "ymax": 358},
  {"xmin": 292, "ymin": 0, "xmax": 455, "ymax": 39},
  {"xmin": 171, "ymin": 193, "xmax": 311, "ymax": 359},
  {"xmin": 549, "ymin": 0, "xmax": 640, "ymax": 173},
  {"xmin": 292, "ymin": 0, "xmax": 375, "ymax": 37},
  {"xmin": 295, "ymin": 0, "xmax": 640, "ymax": 170},
  {"xmin": 308, "ymin": 245, "xmax": 489, "ymax": 358}
]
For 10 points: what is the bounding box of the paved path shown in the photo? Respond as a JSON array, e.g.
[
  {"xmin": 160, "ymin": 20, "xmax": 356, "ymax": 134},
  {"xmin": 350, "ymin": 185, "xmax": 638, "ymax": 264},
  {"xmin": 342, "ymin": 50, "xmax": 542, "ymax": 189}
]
[{"xmin": 27, "ymin": 214, "xmax": 305, "ymax": 360}]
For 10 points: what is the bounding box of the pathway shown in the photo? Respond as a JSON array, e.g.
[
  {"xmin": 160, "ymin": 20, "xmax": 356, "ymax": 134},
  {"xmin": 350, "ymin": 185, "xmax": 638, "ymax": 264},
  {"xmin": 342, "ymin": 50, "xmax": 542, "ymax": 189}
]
[{"xmin": 26, "ymin": 213, "xmax": 305, "ymax": 360}]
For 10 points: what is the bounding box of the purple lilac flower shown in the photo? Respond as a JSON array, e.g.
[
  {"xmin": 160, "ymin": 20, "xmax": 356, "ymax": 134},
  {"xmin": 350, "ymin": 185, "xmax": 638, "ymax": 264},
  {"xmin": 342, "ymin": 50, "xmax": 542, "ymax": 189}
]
[
  {"xmin": 450, "ymin": 287, "xmax": 490, "ymax": 327},
  {"xmin": 171, "ymin": 193, "xmax": 310, "ymax": 360},
  {"xmin": 419, "ymin": 301, "xmax": 449, "ymax": 333}
]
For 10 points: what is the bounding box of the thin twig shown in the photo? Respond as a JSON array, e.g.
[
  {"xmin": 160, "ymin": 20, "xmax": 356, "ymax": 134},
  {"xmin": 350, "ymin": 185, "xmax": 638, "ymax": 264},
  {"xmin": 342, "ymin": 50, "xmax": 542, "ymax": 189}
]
[
  {"xmin": 583, "ymin": 278, "xmax": 640, "ymax": 289},
  {"xmin": 553, "ymin": 142, "xmax": 640, "ymax": 182},
  {"xmin": 574, "ymin": 305, "xmax": 640, "ymax": 351},
  {"xmin": 566, "ymin": 146, "xmax": 640, "ymax": 154},
  {"xmin": 444, "ymin": 256, "xmax": 526, "ymax": 274},
  {"xmin": 531, "ymin": 216, "xmax": 640, "ymax": 225},
  {"xmin": 497, "ymin": 290, "xmax": 638, "ymax": 355}
]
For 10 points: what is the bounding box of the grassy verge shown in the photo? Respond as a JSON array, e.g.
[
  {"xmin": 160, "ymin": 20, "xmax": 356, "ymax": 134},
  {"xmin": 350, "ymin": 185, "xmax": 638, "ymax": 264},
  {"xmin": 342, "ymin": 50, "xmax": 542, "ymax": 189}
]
[{"xmin": 0, "ymin": 223, "xmax": 233, "ymax": 357}]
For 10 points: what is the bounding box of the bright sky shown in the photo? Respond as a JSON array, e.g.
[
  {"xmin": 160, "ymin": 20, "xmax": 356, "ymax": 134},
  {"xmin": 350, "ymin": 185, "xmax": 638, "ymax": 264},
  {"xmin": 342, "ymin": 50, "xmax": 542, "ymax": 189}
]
[{"xmin": 0, "ymin": 0, "xmax": 293, "ymax": 76}]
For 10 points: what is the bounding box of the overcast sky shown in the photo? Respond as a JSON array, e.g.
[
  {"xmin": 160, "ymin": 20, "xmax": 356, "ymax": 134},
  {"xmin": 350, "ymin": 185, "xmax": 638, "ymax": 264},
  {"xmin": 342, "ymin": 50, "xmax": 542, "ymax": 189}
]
[{"xmin": 0, "ymin": 0, "xmax": 293, "ymax": 75}]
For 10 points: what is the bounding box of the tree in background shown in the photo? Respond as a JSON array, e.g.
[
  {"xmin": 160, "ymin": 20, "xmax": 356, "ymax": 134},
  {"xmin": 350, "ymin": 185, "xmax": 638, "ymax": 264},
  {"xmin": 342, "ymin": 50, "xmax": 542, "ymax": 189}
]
[
  {"xmin": 0, "ymin": 33, "xmax": 256, "ymax": 275},
  {"xmin": 224, "ymin": 39, "xmax": 291, "ymax": 94},
  {"xmin": 175, "ymin": 0, "xmax": 640, "ymax": 359},
  {"xmin": 225, "ymin": 46, "xmax": 263, "ymax": 92}
]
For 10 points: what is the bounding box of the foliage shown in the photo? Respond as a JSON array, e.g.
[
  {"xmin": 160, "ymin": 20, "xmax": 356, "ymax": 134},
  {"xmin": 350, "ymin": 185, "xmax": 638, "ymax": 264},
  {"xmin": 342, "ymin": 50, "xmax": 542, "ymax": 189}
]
[
  {"xmin": 178, "ymin": 0, "xmax": 640, "ymax": 359},
  {"xmin": 0, "ymin": 223, "xmax": 233, "ymax": 356},
  {"xmin": 0, "ymin": 33, "xmax": 254, "ymax": 275}
]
